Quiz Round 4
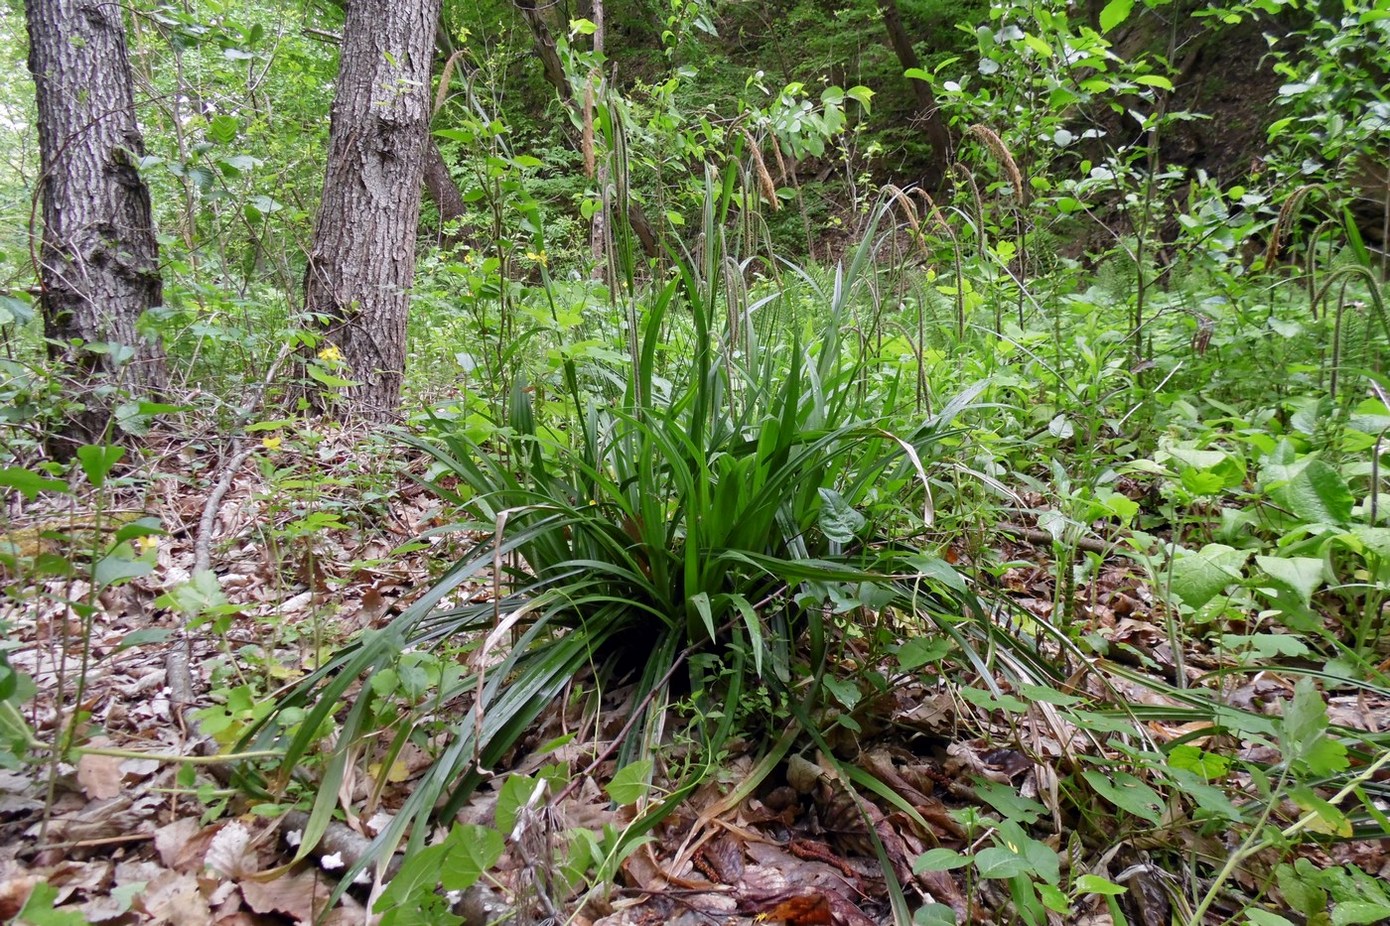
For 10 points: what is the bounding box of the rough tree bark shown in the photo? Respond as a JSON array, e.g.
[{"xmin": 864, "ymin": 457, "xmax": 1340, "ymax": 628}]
[
  {"xmin": 422, "ymin": 139, "xmax": 469, "ymax": 242},
  {"xmin": 878, "ymin": 0, "xmax": 952, "ymax": 190},
  {"xmin": 26, "ymin": 0, "xmax": 166, "ymax": 450},
  {"xmin": 303, "ymin": 0, "xmax": 442, "ymax": 420}
]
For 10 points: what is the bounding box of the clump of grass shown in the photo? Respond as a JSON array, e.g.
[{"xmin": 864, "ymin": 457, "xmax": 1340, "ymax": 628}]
[{"xmin": 242, "ymin": 180, "xmax": 1013, "ymax": 882}]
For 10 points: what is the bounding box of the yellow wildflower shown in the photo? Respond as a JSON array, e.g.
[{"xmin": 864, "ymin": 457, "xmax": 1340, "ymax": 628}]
[
  {"xmin": 525, "ymin": 249, "xmax": 548, "ymax": 267},
  {"xmin": 134, "ymin": 536, "xmax": 159, "ymax": 555},
  {"xmin": 261, "ymin": 436, "xmax": 282, "ymax": 451},
  {"xmin": 317, "ymin": 345, "xmax": 343, "ymax": 363}
]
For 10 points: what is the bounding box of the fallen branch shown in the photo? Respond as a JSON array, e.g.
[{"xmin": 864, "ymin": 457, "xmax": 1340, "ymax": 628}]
[{"xmin": 996, "ymin": 522, "xmax": 1112, "ymax": 555}]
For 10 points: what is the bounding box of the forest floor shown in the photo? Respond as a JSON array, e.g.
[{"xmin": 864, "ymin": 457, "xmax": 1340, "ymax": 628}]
[{"xmin": 1, "ymin": 430, "xmax": 1388, "ymax": 926}]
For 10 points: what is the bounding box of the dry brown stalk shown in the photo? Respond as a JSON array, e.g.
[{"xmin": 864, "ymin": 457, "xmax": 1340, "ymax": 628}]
[
  {"xmin": 433, "ymin": 50, "xmax": 465, "ymax": 116},
  {"xmin": 745, "ymin": 131, "xmax": 780, "ymax": 210},
  {"xmin": 967, "ymin": 124, "xmax": 1025, "ymax": 201}
]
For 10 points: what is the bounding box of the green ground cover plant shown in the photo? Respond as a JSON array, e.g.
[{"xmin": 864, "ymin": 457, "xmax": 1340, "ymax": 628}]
[{"xmin": 1, "ymin": 0, "xmax": 1388, "ymax": 922}]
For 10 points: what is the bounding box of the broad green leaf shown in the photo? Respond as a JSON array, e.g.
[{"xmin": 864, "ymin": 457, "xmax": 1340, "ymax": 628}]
[
  {"xmin": 1169, "ymin": 543, "xmax": 1249, "ymax": 608},
  {"xmin": 76, "ymin": 445, "xmax": 125, "ymax": 488},
  {"xmin": 113, "ymin": 517, "xmax": 163, "ymax": 544},
  {"xmin": 974, "ymin": 777, "xmax": 1045, "ymax": 825},
  {"xmin": 1134, "ymin": 74, "xmax": 1174, "ymax": 90},
  {"xmin": 821, "ymin": 674, "xmax": 861, "ymax": 711},
  {"xmin": 1075, "ymin": 874, "xmax": 1126, "ymax": 895},
  {"xmin": 116, "ymin": 628, "xmax": 175, "ymax": 651},
  {"xmin": 1246, "ymin": 912, "xmax": 1297, "ymax": 926},
  {"xmin": 846, "ymin": 85, "xmax": 874, "ymax": 113},
  {"xmin": 14, "ymin": 882, "xmax": 86, "ymax": 926},
  {"xmin": 913, "ymin": 848, "xmax": 971, "ymax": 872},
  {"xmin": 974, "ymin": 845, "xmax": 1030, "ymax": 878},
  {"xmin": 306, "ymin": 364, "xmax": 360, "ymax": 388},
  {"xmin": 1281, "ymin": 679, "xmax": 1348, "ymax": 776},
  {"xmin": 905, "ymin": 553, "xmax": 968, "ymax": 593},
  {"xmin": 373, "ymin": 842, "xmax": 447, "ymax": 911},
  {"xmin": 1082, "ymin": 769, "xmax": 1163, "ymax": 823},
  {"xmin": 94, "ymin": 552, "xmax": 152, "ymax": 589},
  {"xmin": 0, "ymin": 294, "xmax": 35, "ymax": 326},
  {"xmin": 1289, "ymin": 786, "xmax": 1351, "ymax": 836},
  {"xmin": 0, "ymin": 467, "xmax": 71, "ymax": 500},
  {"xmin": 439, "ymin": 825, "xmax": 504, "ymax": 890},
  {"xmin": 1333, "ymin": 901, "xmax": 1390, "ymax": 925},
  {"xmin": 897, "ymin": 636, "xmax": 952, "ymax": 670},
  {"xmin": 1266, "ymin": 458, "xmax": 1353, "ymax": 526},
  {"xmin": 1022, "ymin": 33, "xmax": 1053, "ymax": 58},
  {"xmin": 1167, "ymin": 744, "xmax": 1232, "ymax": 780},
  {"xmin": 1168, "ymin": 769, "xmax": 1245, "ymax": 822},
  {"xmin": 1218, "ymin": 633, "xmax": 1310, "ymax": 659},
  {"xmin": 606, "ymin": 759, "xmax": 653, "ymax": 806},
  {"xmin": 1099, "ymin": 0, "xmax": 1134, "ymax": 32},
  {"xmin": 495, "ymin": 774, "xmax": 542, "ymax": 834},
  {"xmin": 817, "ymin": 488, "xmax": 865, "ymax": 544},
  {"xmin": 914, "ymin": 904, "xmax": 958, "ymax": 926},
  {"xmin": 1254, "ymin": 556, "xmax": 1325, "ymax": 607},
  {"xmin": 1039, "ymin": 883, "xmax": 1069, "ymax": 912},
  {"xmin": 1350, "ymin": 526, "xmax": 1390, "ymax": 559},
  {"xmin": 156, "ymin": 570, "xmax": 228, "ymax": 617},
  {"xmin": 958, "ymin": 685, "xmax": 1029, "ymax": 713}
]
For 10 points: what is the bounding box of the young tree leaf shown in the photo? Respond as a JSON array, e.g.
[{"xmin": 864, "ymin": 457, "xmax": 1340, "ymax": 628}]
[{"xmin": 1099, "ymin": 0, "xmax": 1134, "ymax": 32}]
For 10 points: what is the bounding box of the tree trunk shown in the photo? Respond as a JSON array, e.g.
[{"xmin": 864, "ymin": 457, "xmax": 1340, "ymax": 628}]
[
  {"xmin": 422, "ymin": 139, "xmax": 469, "ymax": 244},
  {"xmin": 26, "ymin": 0, "xmax": 166, "ymax": 450},
  {"xmin": 878, "ymin": 0, "xmax": 951, "ymax": 190},
  {"xmin": 303, "ymin": 0, "xmax": 442, "ymax": 421}
]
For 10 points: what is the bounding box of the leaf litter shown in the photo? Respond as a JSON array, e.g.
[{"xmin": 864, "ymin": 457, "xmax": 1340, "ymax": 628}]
[{"xmin": 0, "ymin": 432, "xmax": 1386, "ymax": 925}]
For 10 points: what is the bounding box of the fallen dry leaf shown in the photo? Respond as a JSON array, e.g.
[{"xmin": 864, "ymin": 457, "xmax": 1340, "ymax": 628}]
[{"xmin": 77, "ymin": 749, "xmax": 125, "ymax": 801}]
